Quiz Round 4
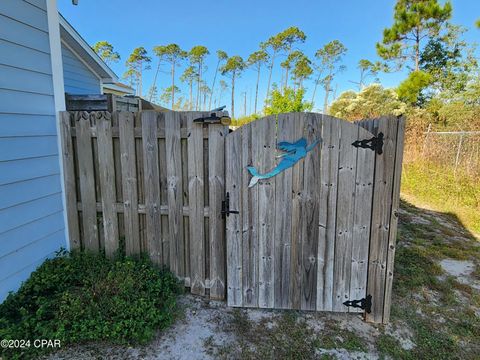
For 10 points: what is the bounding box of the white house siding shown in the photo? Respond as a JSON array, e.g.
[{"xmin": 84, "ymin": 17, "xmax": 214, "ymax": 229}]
[
  {"xmin": 0, "ymin": 0, "xmax": 67, "ymax": 301},
  {"xmin": 62, "ymin": 42, "xmax": 101, "ymax": 94}
]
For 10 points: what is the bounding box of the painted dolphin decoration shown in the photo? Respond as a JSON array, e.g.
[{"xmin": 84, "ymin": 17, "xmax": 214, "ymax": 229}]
[{"xmin": 247, "ymin": 137, "xmax": 321, "ymax": 188}]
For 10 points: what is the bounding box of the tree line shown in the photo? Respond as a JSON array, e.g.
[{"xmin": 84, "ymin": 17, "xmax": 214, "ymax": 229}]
[
  {"xmin": 329, "ymin": 0, "xmax": 480, "ymax": 133},
  {"xmin": 93, "ymin": 1, "xmax": 480, "ymax": 126},
  {"xmin": 93, "ymin": 27, "xmax": 356, "ymax": 118}
]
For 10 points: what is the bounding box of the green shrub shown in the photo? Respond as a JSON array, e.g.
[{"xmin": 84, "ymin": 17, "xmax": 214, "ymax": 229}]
[{"xmin": 0, "ymin": 251, "xmax": 181, "ymax": 359}]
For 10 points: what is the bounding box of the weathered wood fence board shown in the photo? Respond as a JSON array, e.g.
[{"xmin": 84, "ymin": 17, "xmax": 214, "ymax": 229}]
[
  {"xmin": 317, "ymin": 115, "xmax": 340, "ymax": 311},
  {"xmin": 357, "ymin": 116, "xmax": 398, "ymax": 323},
  {"xmin": 96, "ymin": 113, "xmax": 119, "ymax": 256},
  {"xmin": 165, "ymin": 111, "xmax": 184, "ymax": 278},
  {"xmin": 225, "ymin": 125, "xmax": 242, "ymax": 306},
  {"xmin": 357, "ymin": 116, "xmax": 406, "ymax": 323},
  {"xmin": 349, "ymin": 126, "xmax": 376, "ymax": 313},
  {"xmin": 75, "ymin": 112, "xmax": 98, "ymax": 251},
  {"xmin": 300, "ymin": 113, "xmax": 322, "ymax": 310},
  {"xmin": 208, "ymin": 123, "xmax": 227, "ymax": 299},
  {"xmin": 274, "ymin": 114, "xmax": 294, "ymax": 309},
  {"xmin": 119, "ymin": 111, "xmax": 140, "ymax": 255},
  {"xmin": 60, "ymin": 112, "xmax": 80, "ymax": 249},
  {"xmin": 256, "ymin": 117, "xmax": 276, "ymax": 308},
  {"xmin": 241, "ymin": 124, "xmax": 257, "ymax": 308},
  {"xmin": 142, "ymin": 111, "xmax": 162, "ymax": 265},
  {"xmin": 61, "ymin": 110, "xmax": 229, "ymax": 300}
]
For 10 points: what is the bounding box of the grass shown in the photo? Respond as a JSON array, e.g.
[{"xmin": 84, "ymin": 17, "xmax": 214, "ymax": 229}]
[
  {"xmin": 208, "ymin": 309, "xmax": 368, "ymax": 359},
  {"xmin": 382, "ymin": 200, "xmax": 480, "ymax": 359},
  {"xmin": 401, "ymin": 161, "xmax": 480, "ymax": 234}
]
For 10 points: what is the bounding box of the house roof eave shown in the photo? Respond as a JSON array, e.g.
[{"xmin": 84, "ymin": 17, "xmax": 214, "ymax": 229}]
[{"xmin": 59, "ymin": 14, "xmax": 118, "ymax": 83}]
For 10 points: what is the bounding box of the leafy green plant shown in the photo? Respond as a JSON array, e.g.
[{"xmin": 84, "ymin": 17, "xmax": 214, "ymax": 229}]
[
  {"xmin": 0, "ymin": 251, "xmax": 181, "ymax": 359},
  {"xmin": 264, "ymin": 86, "xmax": 313, "ymax": 115}
]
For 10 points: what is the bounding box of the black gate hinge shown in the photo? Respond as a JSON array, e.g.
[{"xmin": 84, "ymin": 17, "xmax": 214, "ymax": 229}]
[
  {"xmin": 343, "ymin": 294, "xmax": 372, "ymax": 313},
  {"xmin": 352, "ymin": 133, "xmax": 384, "ymax": 155},
  {"xmin": 221, "ymin": 192, "xmax": 239, "ymax": 219}
]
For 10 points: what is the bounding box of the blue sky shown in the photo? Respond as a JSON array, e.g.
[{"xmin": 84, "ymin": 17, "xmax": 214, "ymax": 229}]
[{"xmin": 59, "ymin": 0, "xmax": 480, "ymax": 114}]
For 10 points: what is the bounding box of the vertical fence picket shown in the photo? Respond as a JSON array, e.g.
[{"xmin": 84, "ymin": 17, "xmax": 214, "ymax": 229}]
[
  {"xmin": 290, "ymin": 114, "xmax": 306, "ymax": 309},
  {"xmin": 180, "ymin": 113, "xmax": 190, "ymax": 286},
  {"xmin": 226, "ymin": 129, "xmax": 243, "ymax": 306},
  {"xmin": 273, "ymin": 114, "xmax": 294, "ymax": 309},
  {"xmin": 365, "ymin": 116, "xmax": 398, "ymax": 323},
  {"xmin": 119, "ymin": 112, "xmax": 140, "ymax": 255},
  {"xmin": 208, "ymin": 123, "xmax": 227, "ymax": 300},
  {"xmin": 187, "ymin": 112, "xmax": 206, "ymax": 295},
  {"xmin": 241, "ymin": 124, "xmax": 258, "ymax": 307},
  {"xmin": 317, "ymin": 116, "xmax": 340, "ymax": 311},
  {"xmin": 332, "ymin": 122, "xmax": 359, "ymax": 311},
  {"xmin": 256, "ymin": 116, "xmax": 276, "ymax": 309},
  {"xmin": 158, "ymin": 115, "xmax": 169, "ymax": 266},
  {"xmin": 96, "ymin": 112, "xmax": 119, "ymax": 256},
  {"xmin": 60, "ymin": 112, "xmax": 80, "ymax": 249},
  {"xmin": 75, "ymin": 112, "xmax": 98, "ymax": 251},
  {"xmin": 141, "ymin": 111, "xmax": 162, "ymax": 265},
  {"xmin": 383, "ymin": 116, "xmax": 405, "ymax": 323},
  {"xmin": 348, "ymin": 126, "xmax": 376, "ymax": 312},
  {"xmin": 300, "ymin": 113, "xmax": 322, "ymax": 310},
  {"xmin": 165, "ymin": 111, "xmax": 185, "ymax": 279}
]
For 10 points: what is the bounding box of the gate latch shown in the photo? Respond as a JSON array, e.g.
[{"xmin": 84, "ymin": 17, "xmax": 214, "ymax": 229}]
[
  {"xmin": 193, "ymin": 112, "xmax": 231, "ymax": 125},
  {"xmin": 221, "ymin": 192, "xmax": 239, "ymax": 219},
  {"xmin": 343, "ymin": 294, "xmax": 372, "ymax": 313},
  {"xmin": 352, "ymin": 133, "xmax": 384, "ymax": 155}
]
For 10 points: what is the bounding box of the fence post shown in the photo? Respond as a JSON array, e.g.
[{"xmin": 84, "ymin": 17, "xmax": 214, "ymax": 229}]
[
  {"xmin": 422, "ymin": 123, "xmax": 431, "ymax": 157},
  {"xmin": 454, "ymin": 133, "xmax": 464, "ymax": 177}
]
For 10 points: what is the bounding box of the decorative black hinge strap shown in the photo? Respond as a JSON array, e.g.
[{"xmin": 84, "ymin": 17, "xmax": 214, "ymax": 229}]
[
  {"xmin": 352, "ymin": 132, "xmax": 384, "ymax": 155},
  {"xmin": 343, "ymin": 294, "xmax": 372, "ymax": 313}
]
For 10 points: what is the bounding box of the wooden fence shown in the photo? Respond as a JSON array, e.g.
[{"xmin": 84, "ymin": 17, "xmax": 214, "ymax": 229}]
[
  {"xmin": 60, "ymin": 110, "xmax": 228, "ymax": 299},
  {"xmin": 60, "ymin": 110, "xmax": 404, "ymax": 323}
]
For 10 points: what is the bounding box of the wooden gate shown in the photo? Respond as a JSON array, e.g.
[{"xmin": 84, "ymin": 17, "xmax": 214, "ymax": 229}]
[{"xmin": 225, "ymin": 113, "xmax": 405, "ymax": 323}]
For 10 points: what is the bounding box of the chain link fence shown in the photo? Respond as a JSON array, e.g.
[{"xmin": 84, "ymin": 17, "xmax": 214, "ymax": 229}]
[{"xmin": 405, "ymin": 129, "xmax": 480, "ymax": 180}]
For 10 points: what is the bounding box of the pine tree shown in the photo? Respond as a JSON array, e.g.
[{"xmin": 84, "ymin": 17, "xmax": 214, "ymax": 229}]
[
  {"xmin": 188, "ymin": 46, "xmax": 210, "ymax": 110},
  {"xmin": 152, "ymin": 44, "xmax": 187, "ymax": 108},
  {"xmin": 312, "ymin": 40, "xmax": 347, "ymax": 112},
  {"xmin": 180, "ymin": 66, "xmax": 197, "ymax": 110},
  {"xmin": 93, "ymin": 41, "xmax": 120, "ymax": 65},
  {"xmin": 247, "ymin": 50, "xmax": 269, "ymax": 114},
  {"xmin": 208, "ymin": 50, "xmax": 228, "ymax": 110},
  {"xmin": 377, "ymin": 0, "xmax": 452, "ymax": 71},
  {"xmin": 221, "ymin": 56, "xmax": 246, "ymax": 119},
  {"xmin": 124, "ymin": 47, "xmax": 151, "ymax": 97}
]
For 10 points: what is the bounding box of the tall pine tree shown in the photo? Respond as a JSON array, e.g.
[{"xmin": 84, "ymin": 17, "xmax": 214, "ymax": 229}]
[{"xmin": 377, "ymin": 0, "xmax": 452, "ymax": 71}]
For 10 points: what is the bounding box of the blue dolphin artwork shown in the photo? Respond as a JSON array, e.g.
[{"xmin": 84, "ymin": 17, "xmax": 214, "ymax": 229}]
[{"xmin": 247, "ymin": 137, "xmax": 321, "ymax": 188}]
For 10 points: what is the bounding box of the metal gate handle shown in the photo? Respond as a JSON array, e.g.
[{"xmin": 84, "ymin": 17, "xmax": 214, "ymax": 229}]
[{"xmin": 221, "ymin": 192, "xmax": 239, "ymax": 219}]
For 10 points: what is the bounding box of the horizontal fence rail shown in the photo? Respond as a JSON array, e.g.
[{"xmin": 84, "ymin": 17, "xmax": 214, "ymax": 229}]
[{"xmin": 60, "ymin": 110, "xmax": 228, "ymax": 299}]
